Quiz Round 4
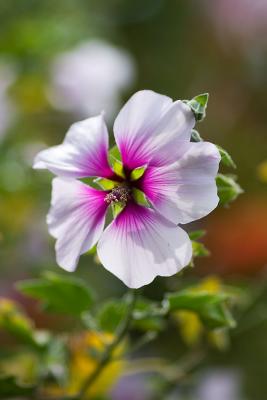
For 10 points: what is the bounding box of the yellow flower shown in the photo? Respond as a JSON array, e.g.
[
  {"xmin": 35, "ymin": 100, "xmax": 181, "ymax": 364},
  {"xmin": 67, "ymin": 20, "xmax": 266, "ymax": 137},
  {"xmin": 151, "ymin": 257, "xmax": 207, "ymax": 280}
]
[
  {"xmin": 175, "ymin": 276, "xmax": 228, "ymax": 349},
  {"xmin": 257, "ymin": 160, "xmax": 267, "ymax": 183},
  {"xmin": 45, "ymin": 331, "xmax": 125, "ymax": 399}
]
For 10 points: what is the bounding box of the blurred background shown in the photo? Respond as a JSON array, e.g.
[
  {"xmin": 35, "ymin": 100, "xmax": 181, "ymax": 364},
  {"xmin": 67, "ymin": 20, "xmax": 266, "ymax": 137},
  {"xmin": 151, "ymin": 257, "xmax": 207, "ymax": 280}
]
[{"xmin": 0, "ymin": 1, "xmax": 267, "ymax": 399}]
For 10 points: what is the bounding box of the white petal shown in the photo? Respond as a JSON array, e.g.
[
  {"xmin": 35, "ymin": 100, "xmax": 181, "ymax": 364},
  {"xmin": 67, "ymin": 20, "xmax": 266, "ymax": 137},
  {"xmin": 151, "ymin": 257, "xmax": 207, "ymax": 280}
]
[
  {"xmin": 47, "ymin": 178, "xmax": 108, "ymax": 271},
  {"xmin": 114, "ymin": 90, "xmax": 195, "ymax": 169},
  {"xmin": 139, "ymin": 142, "xmax": 220, "ymax": 224},
  {"xmin": 33, "ymin": 114, "xmax": 113, "ymax": 178},
  {"xmin": 97, "ymin": 203, "xmax": 192, "ymax": 288}
]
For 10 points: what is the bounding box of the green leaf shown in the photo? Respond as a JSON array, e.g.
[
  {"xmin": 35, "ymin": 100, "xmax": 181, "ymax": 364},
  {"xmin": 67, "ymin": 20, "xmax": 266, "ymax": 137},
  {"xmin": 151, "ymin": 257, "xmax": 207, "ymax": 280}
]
[
  {"xmin": 189, "ymin": 230, "xmax": 206, "ymax": 241},
  {"xmin": 217, "ymin": 145, "xmax": 236, "ymax": 169},
  {"xmin": 165, "ymin": 289, "xmax": 236, "ymax": 329},
  {"xmin": 17, "ymin": 272, "xmax": 95, "ymax": 316},
  {"xmin": 94, "ymin": 178, "xmax": 117, "ymax": 190},
  {"xmin": 186, "ymin": 93, "xmax": 209, "ymax": 121},
  {"xmin": 108, "ymin": 145, "xmax": 122, "ymax": 162},
  {"xmin": 112, "ymin": 202, "xmax": 125, "ymax": 218},
  {"xmin": 192, "ymin": 241, "xmax": 210, "ymax": 258},
  {"xmin": 0, "ymin": 375, "xmax": 35, "ymax": 398},
  {"xmin": 216, "ymin": 174, "xmax": 243, "ymax": 206},
  {"xmin": 97, "ymin": 300, "xmax": 127, "ymax": 333},
  {"xmin": 132, "ymin": 298, "xmax": 166, "ymax": 332},
  {"xmin": 190, "ymin": 129, "xmax": 203, "ymax": 142},
  {"xmin": 130, "ymin": 165, "xmax": 147, "ymax": 181},
  {"xmin": 110, "ymin": 156, "xmax": 125, "ymax": 179},
  {"xmin": 132, "ymin": 188, "xmax": 150, "ymax": 207}
]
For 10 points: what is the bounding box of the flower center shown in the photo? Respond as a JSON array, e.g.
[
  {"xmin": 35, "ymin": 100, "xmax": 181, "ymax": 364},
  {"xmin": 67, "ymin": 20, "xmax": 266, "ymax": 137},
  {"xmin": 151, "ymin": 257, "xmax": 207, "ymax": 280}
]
[{"xmin": 104, "ymin": 186, "xmax": 131, "ymax": 206}]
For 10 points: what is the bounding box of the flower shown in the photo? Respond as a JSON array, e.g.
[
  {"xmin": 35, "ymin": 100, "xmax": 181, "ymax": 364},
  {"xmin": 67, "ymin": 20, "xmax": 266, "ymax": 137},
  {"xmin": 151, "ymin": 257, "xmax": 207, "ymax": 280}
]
[
  {"xmin": 48, "ymin": 40, "xmax": 136, "ymax": 121},
  {"xmin": 33, "ymin": 90, "xmax": 220, "ymax": 288}
]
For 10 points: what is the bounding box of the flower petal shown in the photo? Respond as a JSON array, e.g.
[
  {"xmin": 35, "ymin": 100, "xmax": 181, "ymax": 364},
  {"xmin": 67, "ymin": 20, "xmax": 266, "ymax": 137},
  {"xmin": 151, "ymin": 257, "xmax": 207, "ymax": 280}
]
[
  {"xmin": 97, "ymin": 202, "xmax": 192, "ymax": 288},
  {"xmin": 139, "ymin": 142, "xmax": 220, "ymax": 224},
  {"xmin": 47, "ymin": 177, "xmax": 108, "ymax": 271},
  {"xmin": 114, "ymin": 90, "xmax": 195, "ymax": 169},
  {"xmin": 33, "ymin": 114, "xmax": 113, "ymax": 178}
]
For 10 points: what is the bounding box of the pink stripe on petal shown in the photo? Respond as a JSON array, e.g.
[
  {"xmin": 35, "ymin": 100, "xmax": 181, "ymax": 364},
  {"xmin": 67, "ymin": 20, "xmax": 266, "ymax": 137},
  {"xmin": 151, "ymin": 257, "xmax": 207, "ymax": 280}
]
[
  {"xmin": 97, "ymin": 202, "xmax": 192, "ymax": 288},
  {"xmin": 139, "ymin": 142, "xmax": 220, "ymax": 224},
  {"xmin": 47, "ymin": 178, "xmax": 108, "ymax": 271},
  {"xmin": 114, "ymin": 91, "xmax": 195, "ymax": 169},
  {"xmin": 34, "ymin": 114, "xmax": 114, "ymax": 179}
]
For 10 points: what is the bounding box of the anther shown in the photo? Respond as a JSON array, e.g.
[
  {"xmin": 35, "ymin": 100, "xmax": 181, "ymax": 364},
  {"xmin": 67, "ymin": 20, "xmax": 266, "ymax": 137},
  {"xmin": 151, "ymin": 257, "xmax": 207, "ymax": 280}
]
[{"xmin": 104, "ymin": 186, "xmax": 131, "ymax": 206}]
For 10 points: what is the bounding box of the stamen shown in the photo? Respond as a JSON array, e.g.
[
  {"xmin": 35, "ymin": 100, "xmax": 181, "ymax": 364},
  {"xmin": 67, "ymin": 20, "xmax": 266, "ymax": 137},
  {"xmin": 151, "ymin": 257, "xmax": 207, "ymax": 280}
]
[{"xmin": 104, "ymin": 186, "xmax": 131, "ymax": 206}]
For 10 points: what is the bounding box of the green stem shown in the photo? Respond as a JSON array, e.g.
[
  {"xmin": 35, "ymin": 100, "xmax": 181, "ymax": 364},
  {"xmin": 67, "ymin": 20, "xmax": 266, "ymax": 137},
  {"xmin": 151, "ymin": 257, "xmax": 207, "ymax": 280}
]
[{"xmin": 77, "ymin": 289, "xmax": 137, "ymax": 399}]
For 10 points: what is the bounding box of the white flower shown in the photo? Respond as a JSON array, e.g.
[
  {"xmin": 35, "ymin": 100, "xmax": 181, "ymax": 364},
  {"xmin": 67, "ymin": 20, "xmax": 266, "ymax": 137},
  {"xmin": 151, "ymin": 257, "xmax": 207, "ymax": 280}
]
[
  {"xmin": 34, "ymin": 90, "xmax": 220, "ymax": 289},
  {"xmin": 48, "ymin": 40, "xmax": 136, "ymax": 120}
]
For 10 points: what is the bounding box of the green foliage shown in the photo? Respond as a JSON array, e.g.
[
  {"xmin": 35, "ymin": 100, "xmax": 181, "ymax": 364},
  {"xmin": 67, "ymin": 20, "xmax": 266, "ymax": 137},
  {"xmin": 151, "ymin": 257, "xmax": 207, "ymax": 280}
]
[
  {"xmin": 0, "ymin": 375, "xmax": 35, "ymax": 399},
  {"xmin": 188, "ymin": 230, "xmax": 206, "ymax": 241},
  {"xmin": 192, "ymin": 241, "xmax": 210, "ymax": 258},
  {"xmin": 165, "ymin": 289, "xmax": 236, "ymax": 329},
  {"xmin": 186, "ymin": 93, "xmax": 209, "ymax": 121},
  {"xmin": 130, "ymin": 165, "xmax": 147, "ymax": 181},
  {"xmin": 217, "ymin": 146, "xmax": 236, "ymax": 169},
  {"xmin": 17, "ymin": 272, "xmax": 94, "ymax": 316},
  {"xmin": 216, "ymin": 174, "xmax": 243, "ymax": 206}
]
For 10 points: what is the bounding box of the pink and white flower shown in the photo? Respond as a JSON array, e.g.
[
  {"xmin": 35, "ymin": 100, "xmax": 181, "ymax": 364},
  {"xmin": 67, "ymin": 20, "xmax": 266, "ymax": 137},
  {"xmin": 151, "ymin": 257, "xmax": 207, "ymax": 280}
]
[{"xmin": 33, "ymin": 90, "xmax": 220, "ymax": 289}]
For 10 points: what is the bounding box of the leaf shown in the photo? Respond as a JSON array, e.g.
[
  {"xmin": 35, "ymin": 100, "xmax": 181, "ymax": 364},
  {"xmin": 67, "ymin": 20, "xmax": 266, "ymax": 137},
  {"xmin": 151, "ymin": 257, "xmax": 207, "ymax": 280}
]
[
  {"xmin": 108, "ymin": 145, "xmax": 122, "ymax": 162},
  {"xmin": 217, "ymin": 145, "xmax": 236, "ymax": 169},
  {"xmin": 93, "ymin": 178, "xmax": 117, "ymax": 190},
  {"xmin": 192, "ymin": 241, "xmax": 210, "ymax": 258},
  {"xmin": 132, "ymin": 188, "xmax": 150, "ymax": 207},
  {"xmin": 97, "ymin": 300, "xmax": 127, "ymax": 333},
  {"xmin": 0, "ymin": 375, "xmax": 35, "ymax": 398},
  {"xmin": 0, "ymin": 298, "xmax": 36, "ymax": 346},
  {"xmin": 186, "ymin": 93, "xmax": 209, "ymax": 121},
  {"xmin": 111, "ymin": 202, "xmax": 125, "ymax": 218},
  {"xmin": 189, "ymin": 230, "xmax": 206, "ymax": 241},
  {"xmin": 110, "ymin": 157, "xmax": 125, "ymax": 179},
  {"xmin": 216, "ymin": 174, "xmax": 243, "ymax": 206},
  {"xmin": 17, "ymin": 272, "xmax": 95, "ymax": 316},
  {"xmin": 165, "ymin": 289, "xmax": 236, "ymax": 329},
  {"xmin": 190, "ymin": 129, "xmax": 203, "ymax": 142},
  {"xmin": 130, "ymin": 165, "xmax": 147, "ymax": 181}
]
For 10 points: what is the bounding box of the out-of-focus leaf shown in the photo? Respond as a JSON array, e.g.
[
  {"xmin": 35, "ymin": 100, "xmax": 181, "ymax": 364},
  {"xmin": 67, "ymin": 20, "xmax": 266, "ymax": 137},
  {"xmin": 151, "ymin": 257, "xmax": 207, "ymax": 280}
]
[
  {"xmin": 165, "ymin": 289, "xmax": 236, "ymax": 329},
  {"xmin": 0, "ymin": 375, "xmax": 35, "ymax": 398},
  {"xmin": 216, "ymin": 174, "xmax": 243, "ymax": 206},
  {"xmin": 192, "ymin": 241, "xmax": 210, "ymax": 258},
  {"xmin": 41, "ymin": 337, "xmax": 69, "ymax": 386},
  {"xmin": 130, "ymin": 165, "xmax": 147, "ymax": 181},
  {"xmin": 217, "ymin": 146, "xmax": 236, "ymax": 169},
  {"xmin": 190, "ymin": 129, "xmax": 203, "ymax": 142},
  {"xmin": 17, "ymin": 272, "xmax": 94, "ymax": 316},
  {"xmin": 189, "ymin": 230, "xmax": 206, "ymax": 241},
  {"xmin": 0, "ymin": 298, "xmax": 36, "ymax": 346},
  {"xmin": 132, "ymin": 298, "xmax": 166, "ymax": 332},
  {"xmin": 97, "ymin": 300, "xmax": 127, "ymax": 333},
  {"xmin": 186, "ymin": 93, "xmax": 209, "ymax": 121}
]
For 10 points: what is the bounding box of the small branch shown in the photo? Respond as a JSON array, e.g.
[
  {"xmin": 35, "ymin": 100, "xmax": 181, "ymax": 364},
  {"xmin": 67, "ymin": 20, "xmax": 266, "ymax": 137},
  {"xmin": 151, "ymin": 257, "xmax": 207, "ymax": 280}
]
[{"xmin": 77, "ymin": 289, "xmax": 138, "ymax": 399}]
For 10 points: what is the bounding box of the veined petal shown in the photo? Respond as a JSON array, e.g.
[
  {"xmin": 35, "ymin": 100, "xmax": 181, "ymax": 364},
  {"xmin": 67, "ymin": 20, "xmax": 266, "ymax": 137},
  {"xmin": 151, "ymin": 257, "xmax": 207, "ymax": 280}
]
[
  {"xmin": 114, "ymin": 90, "xmax": 195, "ymax": 169},
  {"xmin": 47, "ymin": 178, "xmax": 108, "ymax": 272},
  {"xmin": 97, "ymin": 202, "xmax": 192, "ymax": 289},
  {"xmin": 139, "ymin": 142, "xmax": 220, "ymax": 224},
  {"xmin": 33, "ymin": 114, "xmax": 113, "ymax": 178}
]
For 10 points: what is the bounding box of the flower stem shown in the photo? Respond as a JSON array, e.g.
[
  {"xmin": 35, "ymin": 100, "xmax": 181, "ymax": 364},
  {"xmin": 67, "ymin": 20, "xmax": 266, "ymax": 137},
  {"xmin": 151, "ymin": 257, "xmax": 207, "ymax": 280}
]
[{"xmin": 77, "ymin": 288, "xmax": 138, "ymax": 399}]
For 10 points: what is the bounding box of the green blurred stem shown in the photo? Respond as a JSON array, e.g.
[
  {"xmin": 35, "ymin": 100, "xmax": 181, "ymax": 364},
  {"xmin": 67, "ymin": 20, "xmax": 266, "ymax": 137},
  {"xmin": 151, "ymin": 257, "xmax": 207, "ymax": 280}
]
[{"xmin": 77, "ymin": 288, "xmax": 138, "ymax": 399}]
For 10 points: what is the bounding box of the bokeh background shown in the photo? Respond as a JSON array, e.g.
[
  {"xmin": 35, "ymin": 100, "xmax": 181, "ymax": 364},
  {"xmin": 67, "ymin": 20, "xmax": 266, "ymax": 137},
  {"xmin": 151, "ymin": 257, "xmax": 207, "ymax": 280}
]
[{"xmin": 0, "ymin": 1, "xmax": 267, "ymax": 399}]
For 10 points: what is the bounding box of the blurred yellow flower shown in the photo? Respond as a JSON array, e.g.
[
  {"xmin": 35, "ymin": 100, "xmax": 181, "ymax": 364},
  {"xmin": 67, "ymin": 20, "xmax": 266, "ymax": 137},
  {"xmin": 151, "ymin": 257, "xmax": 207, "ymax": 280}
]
[
  {"xmin": 45, "ymin": 331, "xmax": 125, "ymax": 399},
  {"xmin": 257, "ymin": 160, "xmax": 267, "ymax": 183},
  {"xmin": 175, "ymin": 277, "xmax": 228, "ymax": 349}
]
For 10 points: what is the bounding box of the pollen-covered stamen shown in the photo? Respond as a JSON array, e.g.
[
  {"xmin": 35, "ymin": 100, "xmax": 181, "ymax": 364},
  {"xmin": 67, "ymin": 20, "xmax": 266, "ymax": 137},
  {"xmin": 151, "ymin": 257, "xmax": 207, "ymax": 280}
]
[{"xmin": 104, "ymin": 186, "xmax": 131, "ymax": 206}]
